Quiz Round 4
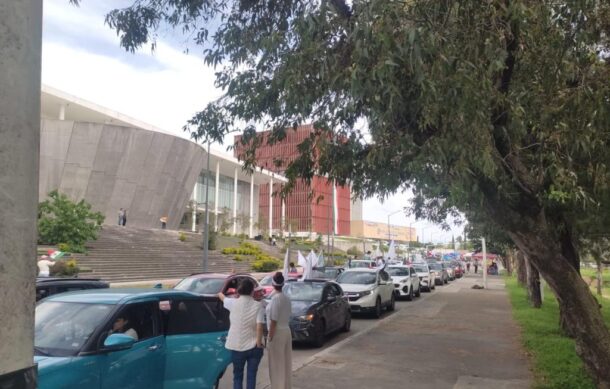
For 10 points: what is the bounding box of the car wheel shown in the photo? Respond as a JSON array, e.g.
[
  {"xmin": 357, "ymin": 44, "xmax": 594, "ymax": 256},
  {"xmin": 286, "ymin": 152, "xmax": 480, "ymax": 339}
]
[
  {"xmin": 406, "ymin": 286, "xmax": 413, "ymax": 301},
  {"xmin": 415, "ymin": 285, "xmax": 421, "ymax": 297},
  {"xmin": 387, "ymin": 293, "xmax": 395, "ymax": 311},
  {"xmin": 373, "ymin": 297, "xmax": 382, "ymax": 318},
  {"xmin": 313, "ymin": 319, "xmax": 326, "ymax": 348},
  {"xmin": 342, "ymin": 312, "xmax": 351, "ymax": 332}
]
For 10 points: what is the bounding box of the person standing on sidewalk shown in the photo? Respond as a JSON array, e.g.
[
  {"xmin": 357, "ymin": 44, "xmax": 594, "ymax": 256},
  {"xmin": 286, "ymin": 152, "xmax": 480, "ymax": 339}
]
[
  {"xmin": 219, "ymin": 279, "xmax": 265, "ymax": 389},
  {"xmin": 122, "ymin": 209, "xmax": 128, "ymax": 226},
  {"xmin": 266, "ymin": 272, "xmax": 292, "ymax": 389},
  {"xmin": 118, "ymin": 208, "xmax": 125, "ymax": 225},
  {"xmin": 466, "ymin": 261, "xmax": 471, "ymax": 273},
  {"xmin": 474, "ymin": 260, "xmax": 479, "ymax": 274}
]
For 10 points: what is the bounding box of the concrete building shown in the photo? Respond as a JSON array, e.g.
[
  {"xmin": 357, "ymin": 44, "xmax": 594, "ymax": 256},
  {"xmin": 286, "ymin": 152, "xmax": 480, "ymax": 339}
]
[
  {"xmin": 351, "ymin": 220, "xmax": 417, "ymax": 242},
  {"xmin": 234, "ymin": 124, "xmax": 351, "ymax": 236},
  {"xmin": 40, "ymin": 85, "xmax": 285, "ymax": 236}
]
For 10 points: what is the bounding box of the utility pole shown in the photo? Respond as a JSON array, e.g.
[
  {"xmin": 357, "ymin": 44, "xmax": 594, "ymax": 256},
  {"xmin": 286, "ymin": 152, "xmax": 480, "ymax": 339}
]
[
  {"xmin": 331, "ymin": 180, "xmax": 336, "ymax": 264},
  {"xmin": 202, "ymin": 141, "xmax": 211, "ymax": 272},
  {"xmin": 0, "ymin": 1, "xmax": 41, "ymax": 386},
  {"xmin": 482, "ymin": 237, "xmax": 488, "ymax": 289}
]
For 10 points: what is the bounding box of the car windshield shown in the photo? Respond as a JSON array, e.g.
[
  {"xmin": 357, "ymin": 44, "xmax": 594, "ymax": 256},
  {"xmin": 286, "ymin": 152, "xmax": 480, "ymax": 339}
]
[
  {"xmin": 337, "ymin": 271, "xmax": 377, "ymax": 285},
  {"xmin": 283, "ymin": 282, "xmax": 325, "ymax": 301},
  {"xmin": 387, "ymin": 267, "xmax": 409, "ymax": 276},
  {"xmin": 35, "ymin": 301, "xmax": 113, "ymax": 357},
  {"xmin": 174, "ymin": 277, "xmax": 226, "ymax": 294},
  {"xmin": 413, "ymin": 266, "xmax": 428, "ymax": 273},
  {"xmin": 428, "ymin": 263, "xmax": 441, "ymax": 270},
  {"xmin": 350, "ymin": 261, "xmax": 371, "ymax": 268},
  {"xmin": 260, "ymin": 275, "xmax": 272, "ymax": 286}
]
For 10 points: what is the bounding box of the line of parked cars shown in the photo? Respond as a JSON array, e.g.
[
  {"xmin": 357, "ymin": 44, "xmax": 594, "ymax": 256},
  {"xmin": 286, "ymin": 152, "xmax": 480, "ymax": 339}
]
[{"xmin": 34, "ymin": 259, "xmax": 466, "ymax": 388}]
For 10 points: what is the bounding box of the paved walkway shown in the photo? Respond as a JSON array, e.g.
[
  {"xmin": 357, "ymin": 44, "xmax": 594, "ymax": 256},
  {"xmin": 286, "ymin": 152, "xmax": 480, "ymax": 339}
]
[{"xmin": 241, "ymin": 274, "xmax": 531, "ymax": 389}]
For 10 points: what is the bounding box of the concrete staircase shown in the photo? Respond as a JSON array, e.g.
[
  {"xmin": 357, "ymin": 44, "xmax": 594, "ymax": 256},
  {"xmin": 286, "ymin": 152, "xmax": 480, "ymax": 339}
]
[{"xmin": 72, "ymin": 225, "xmax": 250, "ymax": 283}]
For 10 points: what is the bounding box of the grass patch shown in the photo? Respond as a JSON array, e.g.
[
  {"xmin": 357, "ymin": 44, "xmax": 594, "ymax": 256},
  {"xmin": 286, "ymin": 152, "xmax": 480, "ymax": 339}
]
[{"xmin": 506, "ymin": 277, "xmax": 596, "ymax": 389}]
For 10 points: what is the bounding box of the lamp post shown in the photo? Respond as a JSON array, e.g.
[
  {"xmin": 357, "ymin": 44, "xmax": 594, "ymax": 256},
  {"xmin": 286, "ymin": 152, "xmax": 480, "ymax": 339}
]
[
  {"xmin": 202, "ymin": 140, "xmax": 211, "ymax": 272},
  {"xmin": 387, "ymin": 210, "xmax": 402, "ymax": 241}
]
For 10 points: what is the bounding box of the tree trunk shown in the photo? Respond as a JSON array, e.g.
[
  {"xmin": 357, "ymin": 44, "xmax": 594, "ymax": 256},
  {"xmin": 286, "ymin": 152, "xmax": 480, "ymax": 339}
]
[
  {"xmin": 524, "ymin": 255, "xmax": 542, "ymax": 308},
  {"xmin": 510, "ymin": 230, "xmax": 610, "ymax": 388},
  {"xmin": 515, "ymin": 250, "xmax": 527, "ymax": 286},
  {"xmin": 501, "ymin": 251, "xmax": 513, "ymax": 276},
  {"xmin": 597, "ymin": 259, "xmax": 603, "ymax": 296}
]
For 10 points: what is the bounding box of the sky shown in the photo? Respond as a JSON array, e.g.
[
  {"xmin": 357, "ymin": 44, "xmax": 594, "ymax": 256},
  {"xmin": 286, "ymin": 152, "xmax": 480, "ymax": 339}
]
[{"xmin": 42, "ymin": 0, "xmax": 463, "ymax": 243}]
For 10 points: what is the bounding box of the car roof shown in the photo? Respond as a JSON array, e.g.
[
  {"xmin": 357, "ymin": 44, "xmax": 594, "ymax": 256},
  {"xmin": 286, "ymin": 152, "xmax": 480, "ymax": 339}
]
[
  {"xmin": 42, "ymin": 288, "xmax": 200, "ymax": 305},
  {"xmin": 343, "ymin": 268, "xmax": 378, "ymax": 273},
  {"xmin": 36, "ymin": 277, "xmax": 103, "ymax": 283}
]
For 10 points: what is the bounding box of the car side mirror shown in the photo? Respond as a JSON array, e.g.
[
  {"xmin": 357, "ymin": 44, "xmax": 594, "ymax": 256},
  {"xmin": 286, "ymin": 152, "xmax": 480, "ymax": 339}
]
[
  {"xmin": 226, "ymin": 288, "xmax": 237, "ymax": 296},
  {"xmin": 103, "ymin": 333, "xmax": 135, "ymax": 352}
]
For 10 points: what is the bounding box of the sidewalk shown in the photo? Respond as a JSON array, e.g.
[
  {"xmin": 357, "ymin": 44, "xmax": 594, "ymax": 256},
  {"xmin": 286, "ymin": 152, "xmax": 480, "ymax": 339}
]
[{"xmin": 285, "ymin": 274, "xmax": 531, "ymax": 389}]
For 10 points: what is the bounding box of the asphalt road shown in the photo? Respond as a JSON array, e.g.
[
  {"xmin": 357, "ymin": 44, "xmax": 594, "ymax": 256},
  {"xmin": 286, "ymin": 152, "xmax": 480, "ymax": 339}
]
[{"xmin": 218, "ymin": 282, "xmax": 438, "ymax": 389}]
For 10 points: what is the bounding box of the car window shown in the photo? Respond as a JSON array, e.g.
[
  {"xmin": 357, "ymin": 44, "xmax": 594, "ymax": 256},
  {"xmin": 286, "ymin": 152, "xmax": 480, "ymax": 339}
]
[
  {"xmin": 164, "ymin": 299, "xmax": 228, "ymax": 335},
  {"xmin": 104, "ymin": 302, "xmax": 160, "ymax": 345},
  {"xmin": 379, "ymin": 271, "xmax": 390, "ymax": 282},
  {"xmin": 410, "ymin": 268, "xmax": 416, "ymax": 276},
  {"xmin": 36, "ymin": 287, "xmax": 51, "ymax": 301},
  {"xmin": 387, "ymin": 268, "xmax": 409, "ymax": 276},
  {"xmin": 336, "ymin": 271, "xmax": 377, "ymax": 285},
  {"xmin": 413, "ymin": 265, "xmax": 428, "ymax": 273},
  {"xmin": 283, "ymin": 282, "xmax": 325, "ymax": 301},
  {"xmin": 55, "ymin": 286, "xmax": 88, "ymax": 294},
  {"xmin": 35, "ymin": 301, "xmax": 113, "ymax": 357},
  {"xmin": 174, "ymin": 277, "xmax": 226, "ymax": 294}
]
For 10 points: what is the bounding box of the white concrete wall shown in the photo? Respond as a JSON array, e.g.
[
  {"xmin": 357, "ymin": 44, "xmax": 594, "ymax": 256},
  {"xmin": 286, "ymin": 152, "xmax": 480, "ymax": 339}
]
[{"xmin": 0, "ymin": 0, "xmax": 41, "ymax": 382}]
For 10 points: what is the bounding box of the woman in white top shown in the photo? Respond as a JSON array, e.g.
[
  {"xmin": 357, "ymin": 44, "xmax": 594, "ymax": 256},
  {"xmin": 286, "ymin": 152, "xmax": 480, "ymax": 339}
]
[
  {"xmin": 219, "ymin": 278, "xmax": 265, "ymax": 389},
  {"xmin": 266, "ymin": 272, "xmax": 292, "ymax": 389}
]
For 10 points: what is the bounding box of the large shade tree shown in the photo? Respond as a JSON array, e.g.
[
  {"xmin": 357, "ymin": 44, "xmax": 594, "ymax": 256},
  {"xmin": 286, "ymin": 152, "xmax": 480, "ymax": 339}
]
[{"xmin": 98, "ymin": 0, "xmax": 610, "ymax": 384}]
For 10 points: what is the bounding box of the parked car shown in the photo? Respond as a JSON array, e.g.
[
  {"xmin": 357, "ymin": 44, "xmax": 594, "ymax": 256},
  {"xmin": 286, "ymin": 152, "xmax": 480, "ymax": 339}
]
[
  {"xmin": 412, "ymin": 263, "xmax": 435, "ymax": 292},
  {"xmin": 428, "ymin": 262, "xmax": 449, "ymax": 285},
  {"xmin": 259, "ymin": 271, "xmax": 302, "ymax": 296},
  {"xmin": 311, "ymin": 266, "xmax": 345, "ymax": 280},
  {"xmin": 35, "ymin": 289, "xmax": 231, "ymax": 389},
  {"xmin": 283, "ymin": 279, "xmax": 351, "ymax": 347},
  {"xmin": 445, "ymin": 263, "xmax": 456, "ymax": 281},
  {"xmin": 36, "ymin": 277, "xmax": 109, "ymax": 301},
  {"xmin": 174, "ymin": 272, "xmax": 264, "ymax": 300},
  {"xmin": 387, "ymin": 265, "xmax": 421, "ymax": 301},
  {"xmin": 451, "ymin": 261, "xmax": 464, "ymax": 278},
  {"xmin": 336, "ymin": 268, "xmax": 395, "ymax": 318},
  {"xmin": 348, "ymin": 260, "xmax": 376, "ymax": 269}
]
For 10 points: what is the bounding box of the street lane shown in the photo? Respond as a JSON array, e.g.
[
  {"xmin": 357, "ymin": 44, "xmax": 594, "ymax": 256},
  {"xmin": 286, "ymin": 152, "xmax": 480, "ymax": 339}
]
[{"xmin": 218, "ymin": 281, "xmax": 447, "ymax": 388}]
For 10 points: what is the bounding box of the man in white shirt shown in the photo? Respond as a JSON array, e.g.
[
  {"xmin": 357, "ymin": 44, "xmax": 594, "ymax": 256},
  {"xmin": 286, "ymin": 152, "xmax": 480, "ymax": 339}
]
[
  {"xmin": 218, "ymin": 279, "xmax": 265, "ymax": 389},
  {"xmin": 37, "ymin": 255, "xmax": 54, "ymax": 277}
]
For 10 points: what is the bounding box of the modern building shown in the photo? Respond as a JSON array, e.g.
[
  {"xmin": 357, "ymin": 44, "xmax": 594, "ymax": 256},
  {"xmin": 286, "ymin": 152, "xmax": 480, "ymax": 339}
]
[
  {"xmin": 234, "ymin": 124, "xmax": 352, "ymax": 236},
  {"xmin": 351, "ymin": 220, "xmax": 417, "ymax": 242},
  {"xmin": 39, "ymin": 85, "xmax": 285, "ymax": 235}
]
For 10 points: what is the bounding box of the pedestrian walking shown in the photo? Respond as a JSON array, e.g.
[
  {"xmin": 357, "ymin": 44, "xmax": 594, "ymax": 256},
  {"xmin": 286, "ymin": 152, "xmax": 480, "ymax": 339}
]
[
  {"xmin": 466, "ymin": 262, "xmax": 471, "ymax": 273},
  {"xmin": 160, "ymin": 216, "xmax": 168, "ymax": 229},
  {"xmin": 218, "ymin": 279, "xmax": 265, "ymax": 389},
  {"xmin": 266, "ymin": 272, "xmax": 292, "ymax": 389},
  {"xmin": 474, "ymin": 261, "xmax": 479, "ymax": 274},
  {"xmin": 118, "ymin": 208, "xmax": 125, "ymax": 225},
  {"xmin": 122, "ymin": 209, "xmax": 127, "ymax": 226}
]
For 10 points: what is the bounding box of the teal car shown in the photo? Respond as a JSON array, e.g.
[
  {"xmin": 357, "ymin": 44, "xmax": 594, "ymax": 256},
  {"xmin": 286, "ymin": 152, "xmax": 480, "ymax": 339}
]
[{"xmin": 35, "ymin": 289, "xmax": 231, "ymax": 389}]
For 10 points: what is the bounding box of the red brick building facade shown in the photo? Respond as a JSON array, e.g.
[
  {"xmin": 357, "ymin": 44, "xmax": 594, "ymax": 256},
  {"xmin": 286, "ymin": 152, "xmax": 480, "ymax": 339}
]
[{"xmin": 234, "ymin": 125, "xmax": 351, "ymax": 235}]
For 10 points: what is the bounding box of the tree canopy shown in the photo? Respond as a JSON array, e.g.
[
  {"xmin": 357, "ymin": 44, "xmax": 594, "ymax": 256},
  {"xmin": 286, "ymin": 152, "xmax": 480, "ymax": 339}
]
[{"xmin": 101, "ymin": 0, "xmax": 610, "ymax": 383}]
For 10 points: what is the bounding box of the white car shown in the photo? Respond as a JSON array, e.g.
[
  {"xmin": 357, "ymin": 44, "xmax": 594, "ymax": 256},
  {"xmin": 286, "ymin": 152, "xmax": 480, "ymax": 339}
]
[
  {"xmin": 412, "ymin": 263, "xmax": 435, "ymax": 292},
  {"xmin": 387, "ymin": 265, "xmax": 421, "ymax": 301},
  {"xmin": 446, "ymin": 264, "xmax": 455, "ymax": 280},
  {"xmin": 336, "ymin": 268, "xmax": 395, "ymax": 318}
]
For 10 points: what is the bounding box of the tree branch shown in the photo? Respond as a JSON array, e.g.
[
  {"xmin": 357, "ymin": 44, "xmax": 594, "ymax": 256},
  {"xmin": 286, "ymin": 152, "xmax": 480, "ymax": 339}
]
[{"xmin": 329, "ymin": 0, "xmax": 352, "ymax": 19}]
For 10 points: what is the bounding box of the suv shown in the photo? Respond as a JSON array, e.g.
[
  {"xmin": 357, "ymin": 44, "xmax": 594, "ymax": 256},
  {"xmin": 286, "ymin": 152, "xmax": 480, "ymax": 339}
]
[
  {"xmin": 36, "ymin": 277, "xmax": 109, "ymax": 301},
  {"xmin": 174, "ymin": 273, "xmax": 264, "ymax": 300},
  {"xmin": 387, "ymin": 265, "xmax": 421, "ymax": 301},
  {"xmin": 428, "ymin": 262, "xmax": 449, "ymax": 285},
  {"xmin": 336, "ymin": 268, "xmax": 395, "ymax": 318}
]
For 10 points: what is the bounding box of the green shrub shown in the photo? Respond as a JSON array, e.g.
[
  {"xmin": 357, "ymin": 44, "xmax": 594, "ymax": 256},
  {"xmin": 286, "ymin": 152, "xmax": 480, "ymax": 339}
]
[
  {"xmin": 252, "ymin": 257, "xmax": 282, "ymax": 272},
  {"xmin": 58, "ymin": 243, "xmax": 71, "ymax": 253},
  {"xmin": 233, "ymin": 254, "xmax": 244, "ymax": 262},
  {"xmin": 346, "ymin": 246, "xmax": 361, "ymax": 256},
  {"xmin": 38, "ymin": 190, "xmax": 104, "ymax": 252},
  {"xmin": 50, "ymin": 258, "xmax": 80, "ymax": 276},
  {"xmin": 178, "ymin": 232, "xmax": 187, "ymax": 242},
  {"xmin": 221, "ymin": 242, "xmax": 263, "ymax": 256}
]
